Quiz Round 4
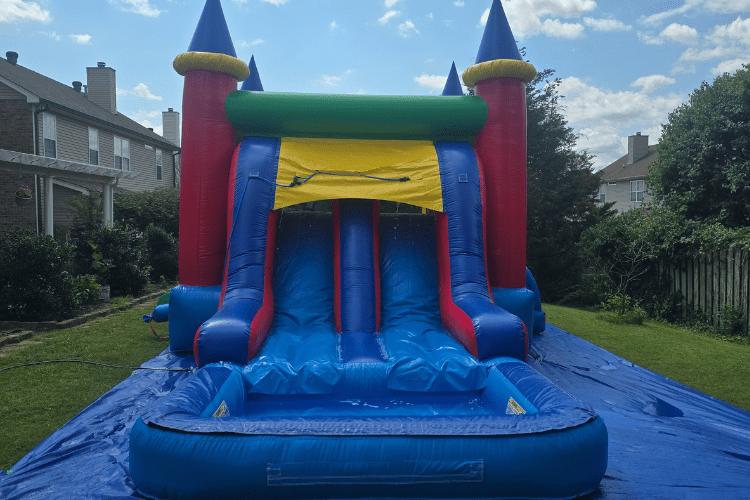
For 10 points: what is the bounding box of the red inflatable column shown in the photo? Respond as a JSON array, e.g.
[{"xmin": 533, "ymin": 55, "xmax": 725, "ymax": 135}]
[
  {"xmin": 172, "ymin": 0, "xmax": 250, "ymax": 287},
  {"xmin": 474, "ymin": 77, "xmax": 527, "ymax": 288}
]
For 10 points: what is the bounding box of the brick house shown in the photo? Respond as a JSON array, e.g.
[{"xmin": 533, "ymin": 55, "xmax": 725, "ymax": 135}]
[
  {"xmin": 597, "ymin": 132, "xmax": 656, "ymax": 212},
  {"xmin": 0, "ymin": 51, "xmax": 180, "ymax": 238}
]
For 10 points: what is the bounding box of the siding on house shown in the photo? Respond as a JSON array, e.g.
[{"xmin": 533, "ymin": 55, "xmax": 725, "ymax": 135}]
[{"xmin": 600, "ymin": 180, "xmax": 652, "ymax": 213}]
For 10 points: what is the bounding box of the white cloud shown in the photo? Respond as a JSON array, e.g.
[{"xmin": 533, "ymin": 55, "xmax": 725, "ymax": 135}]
[
  {"xmin": 398, "ymin": 19, "xmax": 419, "ymax": 37},
  {"xmin": 133, "ymin": 83, "xmax": 162, "ymax": 101},
  {"xmin": 131, "ymin": 110, "xmax": 160, "ymax": 120},
  {"xmin": 711, "ymin": 58, "xmax": 748, "ymax": 74},
  {"xmin": 426, "ymin": 12, "xmax": 433, "ymax": 20},
  {"xmin": 378, "ymin": 10, "xmax": 400, "ymax": 25},
  {"xmin": 115, "ymin": 0, "xmax": 161, "ymax": 17},
  {"xmin": 541, "ymin": 18, "xmax": 585, "ymax": 39},
  {"xmin": 642, "ymin": 0, "xmax": 750, "ymax": 26},
  {"xmin": 330, "ymin": 21, "xmax": 338, "ymax": 30},
  {"xmin": 679, "ymin": 45, "xmax": 737, "ymax": 62},
  {"xmin": 118, "ymin": 84, "xmax": 163, "ymax": 101},
  {"xmin": 414, "ymin": 74, "xmax": 447, "ymax": 92},
  {"xmin": 136, "ymin": 119, "xmax": 163, "ymax": 136},
  {"xmin": 639, "ymin": 23, "xmax": 698, "ymax": 45},
  {"xmin": 557, "ymin": 77, "xmax": 684, "ymax": 169},
  {"xmin": 39, "ymin": 30, "xmax": 61, "ymax": 40},
  {"xmin": 454, "ymin": 1, "xmax": 465, "ymax": 6},
  {"xmin": 239, "ymin": 39, "xmax": 265, "ymax": 47},
  {"xmin": 630, "ymin": 74, "xmax": 676, "ymax": 94},
  {"xmin": 384, "ymin": 0, "xmax": 400, "ymax": 7},
  {"xmin": 0, "ymin": 0, "xmax": 51, "ymax": 23},
  {"xmin": 261, "ymin": 0, "xmax": 287, "ymax": 5},
  {"xmin": 583, "ymin": 17, "xmax": 631, "ymax": 32},
  {"xmin": 480, "ymin": 0, "xmax": 596, "ymax": 39},
  {"xmin": 661, "ymin": 23, "xmax": 699, "ymax": 44},
  {"xmin": 319, "ymin": 69, "xmax": 352, "ymax": 87},
  {"xmin": 709, "ymin": 16, "xmax": 750, "ymax": 46},
  {"xmin": 70, "ymin": 34, "xmax": 92, "ymax": 44}
]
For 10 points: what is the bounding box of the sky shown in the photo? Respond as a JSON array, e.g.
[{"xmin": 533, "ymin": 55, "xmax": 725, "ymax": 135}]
[{"xmin": 2, "ymin": 0, "xmax": 749, "ymax": 170}]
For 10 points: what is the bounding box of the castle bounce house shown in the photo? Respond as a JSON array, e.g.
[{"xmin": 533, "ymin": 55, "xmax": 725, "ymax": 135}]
[{"xmin": 129, "ymin": 0, "xmax": 608, "ymax": 498}]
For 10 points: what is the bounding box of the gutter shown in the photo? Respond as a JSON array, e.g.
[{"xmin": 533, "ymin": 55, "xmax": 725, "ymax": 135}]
[{"xmin": 32, "ymin": 103, "xmax": 48, "ymax": 235}]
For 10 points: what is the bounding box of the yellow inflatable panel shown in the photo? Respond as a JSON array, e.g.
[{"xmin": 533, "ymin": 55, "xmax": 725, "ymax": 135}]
[{"xmin": 274, "ymin": 138, "xmax": 443, "ymax": 212}]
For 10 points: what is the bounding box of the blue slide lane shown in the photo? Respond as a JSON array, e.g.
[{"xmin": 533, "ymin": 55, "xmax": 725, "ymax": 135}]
[{"xmin": 195, "ymin": 137, "xmax": 280, "ymax": 367}]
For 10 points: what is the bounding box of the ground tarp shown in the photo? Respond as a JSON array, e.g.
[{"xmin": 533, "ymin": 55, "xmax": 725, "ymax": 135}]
[{"xmin": 1, "ymin": 325, "xmax": 749, "ymax": 499}]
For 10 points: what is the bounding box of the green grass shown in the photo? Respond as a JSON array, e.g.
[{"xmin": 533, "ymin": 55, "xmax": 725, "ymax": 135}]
[
  {"xmin": 0, "ymin": 298, "xmax": 169, "ymax": 471},
  {"xmin": 543, "ymin": 303, "xmax": 750, "ymax": 412}
]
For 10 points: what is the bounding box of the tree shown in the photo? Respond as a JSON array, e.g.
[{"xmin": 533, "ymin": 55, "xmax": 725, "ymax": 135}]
[
  {"xmin": 525, "ymin": 69, "xmax": 614, "ymax": 302},
  {"xmin": 648, "ymin": 64, "xmax": 750, "ymax": 228}
]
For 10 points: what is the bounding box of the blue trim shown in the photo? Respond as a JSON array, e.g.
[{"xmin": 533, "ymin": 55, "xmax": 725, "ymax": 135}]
[
  {"xmin": 525, "ymin": 268, "xmax": 547, "ymax": 333},
  {"xmin": 168, "ymin": 285, "xmax": 221, "ymax": 351},
  {"xmin": 441, "ymin": 62, "xmax": 464, "ymax": 96},
  {"xmin": 436, "ymin": 142, "xmax": 526, "ymax": 361},
  {"xmin": 195, "ymin": 137, "xmax": 280, "ymax": 367},
  {"xmin": 338, "ymin": 199, "xmax": 377, "ymax": 333},
  {"xmin": 187, "ymin": 0, "xmax": 237, "ymax": 57},
  {"xmin": 240, "ymin": 55, "xmax": 264, "ymax": 91},
  {"xmin": 475, "ymin": 0, "xmax": 522, "ymax": 64}
]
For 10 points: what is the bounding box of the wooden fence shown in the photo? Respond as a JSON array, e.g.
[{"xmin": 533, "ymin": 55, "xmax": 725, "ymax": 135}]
[{"xmin": 663, "ymin": 248, "xmax": 749, "ymax": 334}]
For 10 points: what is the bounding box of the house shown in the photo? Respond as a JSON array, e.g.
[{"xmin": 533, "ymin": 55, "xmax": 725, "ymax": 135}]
[
  {"xmin": 597, "ymin": 132, "xmax": 656, "ymax": 212},
  {"xmin": 0, "ymin": 51, "xmax": 180, "ymax": 239}
]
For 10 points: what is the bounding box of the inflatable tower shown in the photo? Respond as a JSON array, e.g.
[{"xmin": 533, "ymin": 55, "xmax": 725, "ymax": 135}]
[{"xmin": 463, "ymin": 0, "xmax": 539, "ymax": 331}]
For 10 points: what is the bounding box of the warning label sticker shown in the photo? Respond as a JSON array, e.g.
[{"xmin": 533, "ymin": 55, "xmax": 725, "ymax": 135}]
[
  {"xmin": 212, "ymin": 400, "xmax": 230, "ymax": 418},
  {"xmin": 505, "ymin": 397, "xmax": 526, "ymax": 415}
]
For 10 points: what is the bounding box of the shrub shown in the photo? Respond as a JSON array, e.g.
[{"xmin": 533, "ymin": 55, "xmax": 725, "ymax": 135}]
[
  {"xmin": 114, "ymin": 188, "xmax": 179, "ymax": 237},
  {"xmin": 716, "ymin": 305, "xmax": 747, "ymax": 337},
  {"xmin": 598, "ymin": 294, "xmax": 648, "ymax": 325},
  {"xmin": 144, "ymin": 224, "xmax": 178, "ymax": 282},
  {"xmin": 71, "ymin": 224, "xmax": 150, "ymax": 297},
  {"xmin": 0, "ymin": 230, "xmax": 97, "ymax": 321}
]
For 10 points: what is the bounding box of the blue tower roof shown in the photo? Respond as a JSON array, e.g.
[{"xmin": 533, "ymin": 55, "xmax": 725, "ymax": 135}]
[
  {"xmin": 475, "ymin": 0, "xmax": 522, "ymax": 64},
  {"xmin": 240, "ymin": 56, "xmax": 264, "ymax": 91},
  {"xmin": 187, "ymin": 0, "xmax": 237, "ymax": 57},
  {"xmin": 441, "ymin": 62, "xmax": 463, "ymax": 96}
]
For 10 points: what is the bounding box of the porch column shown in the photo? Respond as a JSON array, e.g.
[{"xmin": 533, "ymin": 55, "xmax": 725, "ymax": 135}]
[
  {"xmin": 103, "ymin": 183, "xmax": 113, "ymax": 226},
  {"xmin": 43, "ymin": 175, "xmax": 54, "ymax": 236}
]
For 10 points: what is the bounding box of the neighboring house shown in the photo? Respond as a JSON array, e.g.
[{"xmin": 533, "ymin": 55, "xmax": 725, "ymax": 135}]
[
  {"xmin": 0, "ymin": 51, "xmax": 180, "ymax": 239},
  {"xmin": 597, "ymin": 132, "xmax": 656, "ymax": 213}
]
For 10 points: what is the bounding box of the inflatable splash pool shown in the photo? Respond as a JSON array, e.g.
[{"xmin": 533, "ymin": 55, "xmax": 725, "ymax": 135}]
[{"xmin": 131, "ymin": 214, "xmax": 607, "ymax": 499}]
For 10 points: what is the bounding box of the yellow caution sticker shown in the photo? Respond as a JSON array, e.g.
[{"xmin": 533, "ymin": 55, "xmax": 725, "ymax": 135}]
[
  {"xmin": 212, "ymin": 400, "xmax": 230, "ymax": 418},
  {"xmin": 506, "ymin": 397, "xmax": 526, "ymax": 415}
]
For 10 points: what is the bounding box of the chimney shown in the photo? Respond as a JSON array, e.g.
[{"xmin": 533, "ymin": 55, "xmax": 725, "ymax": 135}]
[
  {"xmin": 6, "ymin": 51, "xmax": 18, "ymax": 65},
  {"xmin": 162, "ymin": 108, "xmax": 181, "ymax": 147},
  {"xmin": 72, "ymin": 81, "xmax": 82, "ymax": 92},
  {"xmin": 86, "ymin": 62, "xmax": 117, "ymax": 113},
  {"xmin": 628, "ymin": 132, "xmax": 649, "ymax": 164}
]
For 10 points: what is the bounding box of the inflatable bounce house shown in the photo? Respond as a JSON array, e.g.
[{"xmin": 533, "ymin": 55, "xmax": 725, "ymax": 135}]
[{"xmin": 130, "ymin": 0, "xmax": 608, "ymax": 498}]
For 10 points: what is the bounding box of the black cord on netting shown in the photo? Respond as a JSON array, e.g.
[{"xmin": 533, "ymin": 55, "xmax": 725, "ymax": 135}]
[{"xmin": 250, "ymin": 170, "xmax": 410, "ymax": 188}]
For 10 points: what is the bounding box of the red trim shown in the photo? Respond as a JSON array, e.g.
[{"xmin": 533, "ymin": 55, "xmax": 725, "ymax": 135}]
[
  {"xmin": 248, "ymin": 210, "xmax": 279, "ymax": 361},
  {"xmin": 332, "ymin": 200, "xmax": 342, "ymax": 333},
  {"xmin": 193, "ymin": 326, "xmax": 201, "ymax": 366},
  {"xmin": 372, "ymin": 200, "xmax": 381, "ymax": 332},
  {"xmin": 435, "ymin": 212, "xmax": 479, "ymax": 358}
]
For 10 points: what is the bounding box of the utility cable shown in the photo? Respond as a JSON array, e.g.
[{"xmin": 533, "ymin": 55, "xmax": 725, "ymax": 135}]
[{"xmin": 0, "ymin": 359, "xmax": 194, "ymax": 374}]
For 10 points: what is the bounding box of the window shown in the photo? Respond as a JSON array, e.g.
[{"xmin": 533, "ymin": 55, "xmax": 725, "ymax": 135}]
[
  {"xmin": 88, "ymin": 128, "xmax": 99, "ymax": 165},
  {"xmin": 114, "ymin": 136, "xmax": 130, "ymax": 170},
  {"xmin": 597, "ymin": 185, "xmax": 606, "ymax": 203},
  {"xmin": 43, "ymin": 113, "xmax": 56, "ymax": 158},
  {"xmin": 608, "ymin": 181, "xmax": 617, "ymax": 186},
  {"xmin": 631, "ymin": 180, "xmax": 645, "ymax": 202},
  {"xmin": 156, "ymin": 148, "xmax": 163, "ymax": 181}
]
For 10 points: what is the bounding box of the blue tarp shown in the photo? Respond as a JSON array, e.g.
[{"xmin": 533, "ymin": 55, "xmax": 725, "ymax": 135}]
[{"xmin": 2, "ymin": 325, "xmax": 749, "ymax": 499}]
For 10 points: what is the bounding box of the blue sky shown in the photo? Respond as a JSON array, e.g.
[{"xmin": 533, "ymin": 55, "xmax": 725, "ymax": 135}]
[{"xmin": 3, "ymin": 0, "xmax": 749, "ymax": 169}]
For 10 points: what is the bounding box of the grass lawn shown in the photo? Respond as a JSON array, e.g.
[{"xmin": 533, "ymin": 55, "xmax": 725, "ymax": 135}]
[
  {"xmin": 0, "ymin": 297, "xmax": 169, "ymax": 471},
  {"xmin": 543, "ymin": 303, "xmax": 750, "ymax": 412}
]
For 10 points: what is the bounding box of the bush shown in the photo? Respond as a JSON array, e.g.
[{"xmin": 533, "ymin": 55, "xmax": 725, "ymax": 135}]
[
  {"xmin": 114, "ymin": 188, "xmax": 179, "ymax": 237},
  {"xmin": 0, "ymin": 230, "xmax": 98, "ymax": 321},
  {"xmin": 144, "ymin": 224, "xmax": 178, "ymax": 282},
  {"xmin": 597, "ymin": 294, "xmax": 648, "ymax": 325},
  {"xmin": 716, "ymin": 305, "xmax": 747, "ymax": 337},
  {"xmin": 71, "ymin": 224, "xmax": 150, "ymax": 297}
]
